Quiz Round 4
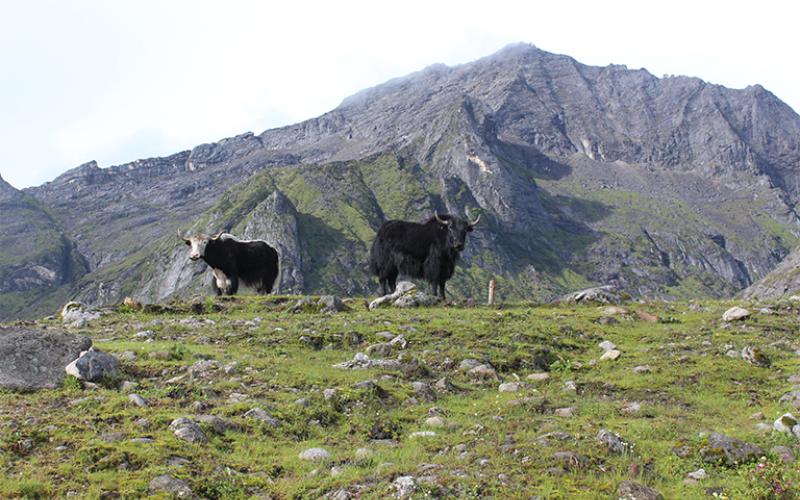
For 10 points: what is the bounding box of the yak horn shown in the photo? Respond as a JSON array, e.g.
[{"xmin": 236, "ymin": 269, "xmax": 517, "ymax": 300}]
[
  {"xmin": 178, "ymin": 233, "xmax": 189, "ymax": 242},
  {"xmin": 210, "ymin": 232, "xmax": 223, "ymax": 240},
  {"xmin": 434, "ymin": 212, "xmax": 450, "ymax": 225},
  {"xmin": 469, "ymin": 213, "xmax": 481, "ymax": 226}
]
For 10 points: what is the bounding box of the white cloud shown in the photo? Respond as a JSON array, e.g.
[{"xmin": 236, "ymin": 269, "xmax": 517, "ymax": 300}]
[{"xmin": 0, "ymin": 0, "xmax": 797, "ymax": 188}]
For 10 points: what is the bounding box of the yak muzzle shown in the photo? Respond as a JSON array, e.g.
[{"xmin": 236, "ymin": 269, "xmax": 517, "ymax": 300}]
[{"xmin": 190, "ymin": 255, "xmax": 201, "ymax": 261}]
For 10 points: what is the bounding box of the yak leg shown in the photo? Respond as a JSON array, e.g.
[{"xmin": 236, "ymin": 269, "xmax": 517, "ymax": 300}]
[
  {"xmin": 228, "ymin": 274, "xmax": 239, "ymax": 295},
  {"xmin": 211, "ymin": 277, "xmax": 222, "ymax": 296},
  {"xmin": 437, "ymin": 281, "xmax": 446, "ymax": 300},
  {"xmin": 387, "ymin": 268, "xmax": 398, "ymax": 294}
]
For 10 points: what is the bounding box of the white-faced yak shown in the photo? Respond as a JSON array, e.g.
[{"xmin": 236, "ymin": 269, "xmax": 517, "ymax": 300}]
[
  {"xmin": 369, "ymin": 213, "xmax": 480, "ymax": 299},
  {"xmin": 180, "ymin": 233, "xmax": 279, "ymax": 296}
]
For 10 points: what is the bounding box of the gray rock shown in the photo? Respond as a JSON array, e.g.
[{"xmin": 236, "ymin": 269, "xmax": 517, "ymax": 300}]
[
  {"xmin": 498, "ymin": 382, "xmax": 524, "ymax": 392},
  {"xmin": 599, "ymin": 340, "xmax": 616, "ymax": 351},
  {"xmin": 700, "ymin": 432, "xmax": 763, "ymax": 466},
  {"xmin": 299, "ymin": 447, "xmax": 330, "ymax": 461},
  {"xmin": 722, "ymin": 306, "xmax": 750, "ymax": 321},
  {"xmin": 597, "ymin": 429, "xmax": 631, "ymax": 454},
  {"xmin": 425, "ymin": 416, "xmax": 446, "ymax": 428},
  {"xmin": 771, "ymin": 445, "xmax": 795, "ymax": 463},
  {"xmin": 0, "ymin": 327, "xmax": 91, "ymax": 391},
  {"xmin": 773, "ymin": 413, "xmax": 798, "ymax": 433},
  {"xmin": 468, "ymin": 364, "xmax": 497, "ymax": 380},
  {"xmin": 318, "ymin": 295, "xmax": 347, "ymax": 313},
  {"xmin": 411, "ymin": 381, "xmax": 437, "ymax": 402},
  {"xmin": 169, "ymin": 418, "xmax": 207, "ymax": 444},
  {"xmin": 779, "ymin": 391, "xmax": 800, "ymax": 408},
  {"xmin": 195, "ymin": 414, "xmax": 239, "ymax": 434},
  {"xmin": 687, "ymin": 468, "xmax": 707, "ymax": 480},
  {"xmin": 459, "ymin": 359, "xmax": 482, "ymax": 371},
  {"xmin": 560, "ymin": 285, "xmax": 621, "ymax": 305},
  {"xmin": 148, "ymin": 475, "xmax": 192, "ymax": 497},
  {"xmin": 366, "ymin": 343, "xmax": 393, "ymax": 357},
  {"xmin": 600, "ymin": 349, "xmax": 621, "ymax": 361},
  {"xmin": 409, "ymin": 431, "xmax": 436, "ymax": 438},
  {"xmin": 128, "ymin": 394, "xmax": 148, "ymax": 407},
  {"xmin": 741, "ymin": 346, "xmax": 770, "ymax": 367},
  {"xmin": 394, "ymin": 475, "xmax": 416, "ymax": 497},
  {"xmin": 526, "ymin": 372, "xmax": 550, "ymax": 382},
  {"xmin": 244, "ymin": 407, "xmax": 280, "ymax": 427},
  {"xmin": 632, "ymin": 365, "xmax": 651, "ymax": 374},
  {"xmin": 355, "ymin": 447, "xmax": 374, "ymax": 460},
  {"xmin": 60, "ymin": 302, "xmax": 102, "ymax": 328},
  {"xmin": 617, "ymin": 480, "xmax": 663, "ymax": 500},
  {"xmin": 65, "ymin": 349, "xmax": 120, "ymax": 382}
]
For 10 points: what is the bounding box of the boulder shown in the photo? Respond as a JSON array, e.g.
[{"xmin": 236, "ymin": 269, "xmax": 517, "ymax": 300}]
[
  {"xmin": 148, "ymin": 475, "xmax": 192, "ymax": 498},
  {"xmin": 700, "ymin": 432, "xmax": 762, "ymax": 466},
  {"xmin": 0, "ymin": 327, "xmax": 91, "ymax": 391},
  {"xmin": 617, "ymin": 480, "xmax": 663, "ymax": 500},
  {"xmin": 65, "ymin": 349, "xmax": 120, "ymax": 382},
  {"xmin": 559, "ymin": 285, "xmax": 622, "ymax": 305},
  {"xmin": 318, "ymin": 295, "xmax": 347, "ymax": 313},
  {"xmin": 368, "ymin": 281, "xmax": 437, "ymax": 309},
  {"xmin": 169, "ymin": 418, "xmax": 207, "ymax": 444},
  {"xmin": 60, "ymin": 301, "xmax": 102, "ymax": 328},
  {"xmin": 722, "ymin": 307, "xmax": 750, "ymax": 322}
]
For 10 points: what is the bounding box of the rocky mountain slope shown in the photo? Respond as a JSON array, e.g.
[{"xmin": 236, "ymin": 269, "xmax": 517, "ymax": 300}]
[{"xmin": 4, "ymin": 43, "xmax": 800, "ymax": 319}]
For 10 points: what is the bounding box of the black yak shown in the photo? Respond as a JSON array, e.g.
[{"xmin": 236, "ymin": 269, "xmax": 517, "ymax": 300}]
[
  {"xmin": 369, "ymin": 212, "xmax": 480, "ymax": 299},
  {"xmin": 180, "ymin": 233, "xmax": 279, "ymax": 296}
]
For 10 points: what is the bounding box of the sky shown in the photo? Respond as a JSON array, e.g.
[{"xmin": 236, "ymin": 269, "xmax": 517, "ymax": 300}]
[{"xmin": 1, "ymin": 0, "xmax": 798, "ymax": 189}]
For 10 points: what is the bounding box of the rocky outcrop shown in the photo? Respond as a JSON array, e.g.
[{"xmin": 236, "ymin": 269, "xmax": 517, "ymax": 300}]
[
  {"xmin": 0, "ymin": 327, "xmax": 92, "ymax": 391},
  {"xmin": 741, "ymin": 246, "xmax": 800, "ymax": 301}
]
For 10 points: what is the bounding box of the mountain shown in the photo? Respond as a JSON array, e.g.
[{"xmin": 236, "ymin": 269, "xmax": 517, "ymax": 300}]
[
  {"xmin": 4, "ymin": 43, "xmax": 800, "ymax": 319},
  {"xmin": 0, "ymin": 173, "xmax": 88, "ymax": 318}
]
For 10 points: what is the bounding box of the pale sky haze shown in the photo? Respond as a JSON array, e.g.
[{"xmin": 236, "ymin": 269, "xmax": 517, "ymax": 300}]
[{"xmin": 1, "ymin": 0, "xmax": 797, "ymax": 188}]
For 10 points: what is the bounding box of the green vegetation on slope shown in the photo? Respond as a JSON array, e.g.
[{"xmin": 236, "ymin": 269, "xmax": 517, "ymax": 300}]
[{"xmin": 2, "ymin": 297, "xmax": 799, "ymax": 498}]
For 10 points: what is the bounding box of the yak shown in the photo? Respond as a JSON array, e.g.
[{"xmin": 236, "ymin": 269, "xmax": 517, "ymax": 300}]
[
  {"xmin": 369, "ymin": 212, "xmax": 480, "ymax": 299},
  {"xmin": 180, "ymin": 233, "xmax": 279, "ymax": 296}
]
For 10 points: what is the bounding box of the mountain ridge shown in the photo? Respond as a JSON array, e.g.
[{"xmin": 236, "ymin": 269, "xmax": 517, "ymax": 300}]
[{"xmin": 4, "ymin": 43, "xmax": 800, "ymax": 319}]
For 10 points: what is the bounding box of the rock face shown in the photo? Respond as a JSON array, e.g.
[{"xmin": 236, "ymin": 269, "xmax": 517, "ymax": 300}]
[
  {"xmin": 5, "ymin": 44, "xmax": 800, "ymax": 318},
  {"xmin": 0, "ymin": 327, "xmax": 92, "ymax": 391}
]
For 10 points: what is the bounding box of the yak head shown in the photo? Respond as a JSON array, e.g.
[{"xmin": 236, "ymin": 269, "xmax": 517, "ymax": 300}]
[
  {"xmin": 179, "ymin": 232, "xmax": 223, "ymax": 261},
  {"xmin": 433, "ymin": 212, "xmax": 480, "ymax": 252}
]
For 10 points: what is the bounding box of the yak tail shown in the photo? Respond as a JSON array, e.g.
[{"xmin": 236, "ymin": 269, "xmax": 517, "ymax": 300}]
[{"xmin": 273, "ymin": 260, "xmax": 282, "ymax": 294}]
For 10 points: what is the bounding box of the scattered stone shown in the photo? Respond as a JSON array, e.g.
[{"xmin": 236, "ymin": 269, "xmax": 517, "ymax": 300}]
[
  {"xmin": 389, "ymin": 334, "xmax": 408, "ymax": 349},
  {"xmin": 60, "ymin": 302, "xmax": 102, "ymax": 328},
  {"xmin": 468, "ymin": 364, "xmax": 498, "ymax": 380},
  {"xmin": 299, "ymin": 448, "xmax": 330, "ymax": 461},
  {"xmin": 318, "ymin": 295, "xmax": 347, "ymax": 313},
  {"xmin": 687, "ymin": 468, "xmax": 707, "ymax": 481},
  {"xmin": 563, "ymin": 380, "xmax": 577, "ymax": 393},
  {"xmin": 788, "ymin": 374, "xmax": 800, "ymax": 384},
  {"xmin": 632, "ymin": 365, "xmax": 651, "ymax": 374},
  {"xmin": 244, "ymin": 408, "xmax": 280, "ymax": 427},
  {"xmin": 498, "ymin": 382, "xmax": 524, "ymax": 392},
  {"xmin": 409, "ymin": 431, "xmax": 437, "ymax": 438},
  {"xmin": 599, "ymin": 340, "xmax": 616, "ymax": 351},
  {"xmin": 393, "ymin": 476, "xmax": 416, "ymax": 498},
  {"xmin": 617, "ymin": 480, "xmax": 663, "ymax": 500},
  {"xmin": 425, "ymin": 416, "xmax": 446, "ymax": 428},
  {"xmin": 600, "ymin": 349, "xmax": 621, "ymax": 361},
  {"xmin": 128, "ymin": 394, "xmax": 148, "ymax": 408},
  {"xmin": 700, "ymin": 432, "xmax": 763, "ymax": 466},
  {"xmin": 459, "ymin": 359, "xmax": 482, "ymax": 371},
  {"xmin": 750, "ymin": 411, "xmax": 765, "ymax": 420},
  {"xmin": 601, "ymin": 306, "xmax": 628, "ymax": 316},
  {"xmin": 433, "ymin": 376, "xmax": 457, "ymax": 392},
  {"xmin": 169, "ymin": 418, "xmax": 207, "ymax": 444},
  {"xmin": 722, "ymin": 307, "xmax": 750, "ymax": 322},
  {"xmin": 773, "ymin": 413, "xmax": 800, "ymax": 436},
  {"xmin": 555, "ymin": 407, "xmax": 575, "ymax": 417},
  {"xmin": 65, "ymin": 349, "xmax": 120, "ymax": 382},
  {"xmin": 194, "ymin": 414, "xmax": 239, "ymax": 434},
  {"xmin": 0, "ymin": 327, "xmax": 92, "ymax": 391},
  {"xmin": 560, "ymin": 285, "xmax": 621, "ymax": 304},
  {"xmin": 779, "ymin": 391, "xmax": 800, "ymax": 408},
  {"xmin": 366, "ymin": 343, "xmax": 393, "ymax": 357},
  {"xmin": 332, "ymin": 353, "xmax": 402, "ymax": 370},
  {"xmin": 323, "ymin": 388, "xmax": 337, "ymax": 400},
  {"xmin": 148, "ymin": 475, "xmax": 192, "ymax": 498},
  {"xmin": 597, "ymin": 429, "xmax": 631, "ymax": 454},
  {"xmin": 672, "ymin": 445, "xmax": 691, "ymax": 458},
  {"xmin": 119, "ymin": 351, "xmax": 138, "ymax": 362},
  {"xmin": 411, "ymin": 381, "xmax": 437, "ymax": 402},
  {"xmin": 771, "ymin": 445, "xmax": 795, "ymax": 463},
  {"xmin": 553, "ymin": 451, "xmax": 588, "ymax": 470},
  {"xmin": 741, "ymin": 346, "xmax": 771, "ymax": 367},
  {"xmin": 526, "ymin": 372, "xmax": 550, "ymax": 383}
]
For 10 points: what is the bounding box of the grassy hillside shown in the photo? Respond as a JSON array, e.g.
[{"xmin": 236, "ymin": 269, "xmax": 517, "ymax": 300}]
[{"xmin": 2, "ymin": 296, "xmax": 799, "ymax": 498}]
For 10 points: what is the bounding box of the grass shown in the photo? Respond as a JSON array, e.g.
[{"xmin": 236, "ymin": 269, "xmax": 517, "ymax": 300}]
[{"xmin": 1, "ymin": 295, "xmax": 800, "ymax": 497}]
